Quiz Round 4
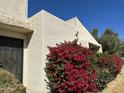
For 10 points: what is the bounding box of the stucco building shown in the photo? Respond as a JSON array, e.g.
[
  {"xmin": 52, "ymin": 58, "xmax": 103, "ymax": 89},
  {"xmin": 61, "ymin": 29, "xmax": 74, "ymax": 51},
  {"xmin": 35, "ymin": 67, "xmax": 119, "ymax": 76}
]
[{"xmin": 0, "ymin": 0, "xmax": 102, "ymax": 93}]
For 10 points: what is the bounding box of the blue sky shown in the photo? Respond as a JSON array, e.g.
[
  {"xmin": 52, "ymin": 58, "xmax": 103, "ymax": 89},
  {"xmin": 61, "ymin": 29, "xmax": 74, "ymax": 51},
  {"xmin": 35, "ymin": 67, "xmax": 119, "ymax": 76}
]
[{"xmin": 28, "ymin": 0, "xmax": 124, "ymax": 39}]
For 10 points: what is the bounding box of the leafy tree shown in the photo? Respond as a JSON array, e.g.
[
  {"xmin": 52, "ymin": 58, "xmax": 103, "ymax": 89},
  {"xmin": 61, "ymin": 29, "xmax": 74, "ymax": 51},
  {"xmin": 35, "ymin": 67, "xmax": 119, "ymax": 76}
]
[
  {"xmin": 91, "ymin": 28, "xmax": 122, "ymax": 55},
  {"xmin": 100, "ymin": 29, "xmax": 120, "ymax": 54},
  {"xmin": 91, "ymin": 28, "xmax": 99, "ymax": 42},
  {"xmin": 119, "ymin": 39, "xmax": 124, "ymax": 57}
]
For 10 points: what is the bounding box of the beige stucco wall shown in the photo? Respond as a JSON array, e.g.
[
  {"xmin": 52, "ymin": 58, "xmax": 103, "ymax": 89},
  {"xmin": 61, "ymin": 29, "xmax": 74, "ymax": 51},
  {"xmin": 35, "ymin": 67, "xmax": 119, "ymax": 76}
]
[
  {"xmin": 27, "ymin": 11, "xmax": 44, "ymax": 93},
  {"xmin": 0, "ymin": 0, "xmax": 32, "ymax": 34},
  {"xmin": 0, "ymin": 0, "xmax": 27, "ymax": 20},
  {"xmin": 27, "ymin": 10, "xmax": 77, "ymax": 93},
  {"xmin": 66, "ymin": 17, "xmax": 102, "ymax": 53},
  {"xmin": 28, "ymin": 10, "xmax": 76, "ymax": 93}
]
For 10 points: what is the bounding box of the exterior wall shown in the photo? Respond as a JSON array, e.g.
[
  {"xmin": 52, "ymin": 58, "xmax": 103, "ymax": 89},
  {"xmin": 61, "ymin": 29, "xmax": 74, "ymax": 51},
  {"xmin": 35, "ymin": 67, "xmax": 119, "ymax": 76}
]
[
  {"xmin": 27, "ymin": 10, "xmax": 102, "ymax": 93},
  {"xmin": 66, "ymin": 17, "xmax": 102, "ymax": 53},
  {"xmin": 43, "ymin": 11, "xmax": 76, "ymax": 47},
  {"xmin": 0, "ymin": 0, "xmax": 32, "ymax": 34},
  {"xmin": 27, "ymin": 12, "xmax": 44, "ymax": 93},
  {"xmin": 27, "ymin": 10, "xmax": 76, "ymax": 93},
  {"xmin": 0, "ymin": 0, "xmax": 27, "ymax": 20}
]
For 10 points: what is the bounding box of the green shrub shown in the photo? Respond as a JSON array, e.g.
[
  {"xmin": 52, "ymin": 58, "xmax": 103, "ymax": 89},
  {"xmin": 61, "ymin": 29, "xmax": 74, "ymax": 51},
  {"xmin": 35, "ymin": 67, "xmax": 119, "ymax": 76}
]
[
  {"xmin": 0, "ymin": 68, "xmax": 26, "ymax": 93},
  {"xmin": 89, "ymin": 53, "xmax": 123, "ymax": 91}
]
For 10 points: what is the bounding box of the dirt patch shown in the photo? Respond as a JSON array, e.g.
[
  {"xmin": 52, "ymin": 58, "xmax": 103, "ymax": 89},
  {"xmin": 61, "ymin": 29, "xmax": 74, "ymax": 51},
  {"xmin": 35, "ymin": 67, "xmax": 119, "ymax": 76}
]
[{"xmin": 101, "ymin": 65, "xmax": 124, "ymax": 93}]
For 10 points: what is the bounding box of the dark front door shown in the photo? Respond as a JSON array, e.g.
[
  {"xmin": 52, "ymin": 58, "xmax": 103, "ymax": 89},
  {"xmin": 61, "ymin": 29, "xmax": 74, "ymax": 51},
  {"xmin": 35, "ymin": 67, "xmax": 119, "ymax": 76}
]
[{"xmin": 0, "ymin": 36, "xmax": 23, "ymax": 82}]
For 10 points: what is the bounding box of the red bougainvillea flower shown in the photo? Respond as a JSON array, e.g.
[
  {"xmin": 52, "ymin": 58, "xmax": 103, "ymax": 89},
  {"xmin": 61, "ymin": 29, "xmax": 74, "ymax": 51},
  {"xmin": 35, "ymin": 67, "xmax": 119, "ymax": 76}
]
[{"xmin": 112, "ymin": 54, "xmax": 123, "ymax": 75}]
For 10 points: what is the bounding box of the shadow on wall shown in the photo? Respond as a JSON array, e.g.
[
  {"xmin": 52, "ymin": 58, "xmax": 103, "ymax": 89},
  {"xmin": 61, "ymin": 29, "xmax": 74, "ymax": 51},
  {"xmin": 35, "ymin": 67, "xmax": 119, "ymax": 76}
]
[{"xmin": 26, "ymin": 32, "xmax": 33, "ymax": 48}]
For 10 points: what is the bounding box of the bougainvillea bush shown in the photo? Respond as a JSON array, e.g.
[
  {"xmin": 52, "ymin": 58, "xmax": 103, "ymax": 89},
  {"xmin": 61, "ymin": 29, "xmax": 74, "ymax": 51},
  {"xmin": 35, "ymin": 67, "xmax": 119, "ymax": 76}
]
[
  {"xmin": 45, "ymin": 40, "xmax": 97, "ymax": 93},
  {"xmin": 45, "ymin": 40, "xmax": 123, "ymax": 93}
]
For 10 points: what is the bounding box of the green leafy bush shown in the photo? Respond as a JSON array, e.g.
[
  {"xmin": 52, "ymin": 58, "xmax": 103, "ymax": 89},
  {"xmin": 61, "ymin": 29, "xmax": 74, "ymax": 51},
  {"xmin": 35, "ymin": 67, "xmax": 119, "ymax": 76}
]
[
  {"xmin": 89, "ymin": 53, "xmax": 123, "ymax": 91},
  {"xmin": 0, "ymin": 68, "xmax": 26, "ymax": 93}
]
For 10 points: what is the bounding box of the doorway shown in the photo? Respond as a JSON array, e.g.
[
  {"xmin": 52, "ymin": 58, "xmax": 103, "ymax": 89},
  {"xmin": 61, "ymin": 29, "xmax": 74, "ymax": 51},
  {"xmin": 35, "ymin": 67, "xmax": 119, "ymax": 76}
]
[{"xmin": 0, "ymin": 36, "xmax": 23, "ymax": 82}]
